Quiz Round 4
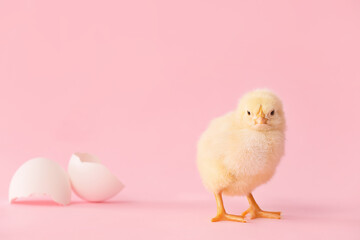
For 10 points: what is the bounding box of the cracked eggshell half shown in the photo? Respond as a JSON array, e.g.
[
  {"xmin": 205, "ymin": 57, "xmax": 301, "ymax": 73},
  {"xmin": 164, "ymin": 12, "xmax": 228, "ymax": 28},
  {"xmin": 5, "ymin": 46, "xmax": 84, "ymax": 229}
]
[
  {"xmin": 9, "ymin": 158, "xmax": 71, "ymax": 205},
  {"xmin": 68, "ymin": 153, "xmax": 124, "ymax": 202}
]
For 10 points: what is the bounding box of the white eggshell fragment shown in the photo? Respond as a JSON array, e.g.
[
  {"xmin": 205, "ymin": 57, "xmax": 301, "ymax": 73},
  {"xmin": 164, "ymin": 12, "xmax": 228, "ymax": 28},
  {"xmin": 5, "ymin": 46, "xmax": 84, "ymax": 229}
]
[
  {"xmin": 9, "ymin": 158, "xmax": 71, "ymax": 205},
  {"xmin": 68, "ymin": 153, "xmax": 124, "ymax": 202}
]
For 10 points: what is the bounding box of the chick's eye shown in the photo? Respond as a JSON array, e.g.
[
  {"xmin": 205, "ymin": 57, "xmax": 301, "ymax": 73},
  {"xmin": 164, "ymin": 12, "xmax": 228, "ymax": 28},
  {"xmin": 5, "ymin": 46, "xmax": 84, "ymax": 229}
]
[
  {"xmin": 270, "ymin": 110, "xmax": 275, "ymax": 116},
  {"xmin": 247, "ymin": 111, "xmax": 251, "ymax": 115}
]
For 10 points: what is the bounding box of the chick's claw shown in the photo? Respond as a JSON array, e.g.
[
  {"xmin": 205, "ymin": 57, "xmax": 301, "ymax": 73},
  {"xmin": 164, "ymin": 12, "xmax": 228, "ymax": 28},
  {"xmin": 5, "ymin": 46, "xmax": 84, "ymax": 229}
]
[{"xmin": 211, "ymin": 213, "xmax": 246, "ymax": 223}]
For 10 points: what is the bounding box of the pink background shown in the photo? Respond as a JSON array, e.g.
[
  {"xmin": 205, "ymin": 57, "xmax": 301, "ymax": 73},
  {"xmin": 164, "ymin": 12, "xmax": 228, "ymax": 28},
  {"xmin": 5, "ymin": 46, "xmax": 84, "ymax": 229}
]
[{"xmin": 1, "ymin": 0, "xmax": 360, "ymax": 239}]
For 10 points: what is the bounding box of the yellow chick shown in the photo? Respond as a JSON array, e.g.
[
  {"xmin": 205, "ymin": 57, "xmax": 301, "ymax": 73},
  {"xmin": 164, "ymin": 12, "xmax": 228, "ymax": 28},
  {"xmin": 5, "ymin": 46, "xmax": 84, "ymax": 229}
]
[{"xmin": 197, "ymin": 89, "xmax": 286, "ymax": 222}]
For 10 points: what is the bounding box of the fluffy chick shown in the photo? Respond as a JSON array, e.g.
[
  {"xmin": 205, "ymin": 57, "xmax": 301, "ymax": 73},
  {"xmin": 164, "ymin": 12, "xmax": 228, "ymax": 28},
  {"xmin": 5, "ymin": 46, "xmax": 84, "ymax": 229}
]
[{"xmin": 197, "ymin": 89, "xmax": 286, "ymax": 222}]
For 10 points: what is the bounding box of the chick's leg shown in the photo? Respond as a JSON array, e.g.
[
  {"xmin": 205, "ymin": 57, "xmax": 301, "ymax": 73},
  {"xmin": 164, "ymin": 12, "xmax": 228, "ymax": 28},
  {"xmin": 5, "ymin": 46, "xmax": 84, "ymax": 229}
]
[
  {"xmin": 241, "ymin": 193, "xmax": 281, "ymax": 219},
  {"xmin": 211, "ymin": 192, "xmax": 246, "ymax": 222}
]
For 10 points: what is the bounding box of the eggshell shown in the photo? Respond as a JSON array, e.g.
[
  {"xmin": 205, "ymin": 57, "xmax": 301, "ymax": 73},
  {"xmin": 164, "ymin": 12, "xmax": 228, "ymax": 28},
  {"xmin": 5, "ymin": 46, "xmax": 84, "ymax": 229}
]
[
  {"xmin": 68, "ymin": 153, "xmax": 124, "ymax": 202},
  {"xmin": 9, "ymin": 158, "xmax": 71, "ymax": 205}
]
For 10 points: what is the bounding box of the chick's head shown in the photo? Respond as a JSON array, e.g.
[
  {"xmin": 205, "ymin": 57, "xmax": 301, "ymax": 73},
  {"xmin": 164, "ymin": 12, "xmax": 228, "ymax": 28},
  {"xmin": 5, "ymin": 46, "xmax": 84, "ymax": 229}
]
[{"xmin": 236, "ymin": 89, "xmax": 285, "ymax": 131}]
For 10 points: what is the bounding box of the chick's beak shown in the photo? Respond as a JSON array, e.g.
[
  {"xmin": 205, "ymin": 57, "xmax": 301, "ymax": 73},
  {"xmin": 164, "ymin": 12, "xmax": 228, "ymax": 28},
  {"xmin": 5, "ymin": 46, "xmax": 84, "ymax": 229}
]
[{"xmin": 255, "ymin": 105, "xmax": 268, "ymax": 124}]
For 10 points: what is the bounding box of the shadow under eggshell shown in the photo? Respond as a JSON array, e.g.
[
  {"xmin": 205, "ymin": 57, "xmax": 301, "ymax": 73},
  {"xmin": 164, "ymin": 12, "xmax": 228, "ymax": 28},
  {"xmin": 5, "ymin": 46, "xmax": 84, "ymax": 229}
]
[
  {"xmin": 68, "ymin": 153, "xmax": 124, "ymax": 202},
  {"xmin": 9, "ymin": 158, "xmax": 71, "ymax": 205}
]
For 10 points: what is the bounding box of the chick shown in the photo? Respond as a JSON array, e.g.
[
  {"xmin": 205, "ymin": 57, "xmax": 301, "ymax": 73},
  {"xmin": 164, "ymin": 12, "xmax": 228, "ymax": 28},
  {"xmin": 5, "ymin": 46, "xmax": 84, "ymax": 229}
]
[{"xmin": 197, "ymin": 89, "xmax": 286, "ymax": 222}]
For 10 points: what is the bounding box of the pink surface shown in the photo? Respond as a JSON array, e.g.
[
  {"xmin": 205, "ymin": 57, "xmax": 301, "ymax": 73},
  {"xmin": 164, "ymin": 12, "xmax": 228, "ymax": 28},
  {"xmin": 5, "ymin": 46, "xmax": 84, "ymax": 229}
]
[{"xmin": 1, "ymin": 0, "xmax": 360, "ymax": 239}]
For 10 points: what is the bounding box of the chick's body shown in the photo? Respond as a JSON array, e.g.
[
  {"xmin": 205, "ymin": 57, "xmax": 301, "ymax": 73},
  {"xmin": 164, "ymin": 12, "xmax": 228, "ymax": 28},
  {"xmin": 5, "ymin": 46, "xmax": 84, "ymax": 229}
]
[
  {"xmin": 197, "ymin": 112, "xmax": 284, "ymax": 196},
  {"xmin": 197, "ymin": 89, "xmax": 286, "ymax": 222}
]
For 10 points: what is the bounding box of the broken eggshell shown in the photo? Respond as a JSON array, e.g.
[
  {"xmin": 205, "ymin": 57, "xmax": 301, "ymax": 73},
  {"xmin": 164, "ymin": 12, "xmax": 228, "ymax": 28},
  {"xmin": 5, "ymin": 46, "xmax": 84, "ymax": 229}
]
[
  {"xmin": 9, "ymin": 157, "xmax": 71, "ymax": 205},
  {"xmin": 68, "ymin": 153, "xmax": 124, "ymax": 202}
]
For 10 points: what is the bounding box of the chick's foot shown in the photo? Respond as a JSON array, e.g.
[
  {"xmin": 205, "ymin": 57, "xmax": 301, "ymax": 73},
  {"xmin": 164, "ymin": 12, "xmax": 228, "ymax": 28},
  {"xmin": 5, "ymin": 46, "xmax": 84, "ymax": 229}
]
[
  {"xmin": 241, "ymin": 207, "xmax": 281, "ymax": 219},
  {"xmin": 241, "ymin": 193, "xmax": 281, "ymax": 220},
  {"xmin": 212, "ymin": 192, "xmax": 246, "ymax": 223}
]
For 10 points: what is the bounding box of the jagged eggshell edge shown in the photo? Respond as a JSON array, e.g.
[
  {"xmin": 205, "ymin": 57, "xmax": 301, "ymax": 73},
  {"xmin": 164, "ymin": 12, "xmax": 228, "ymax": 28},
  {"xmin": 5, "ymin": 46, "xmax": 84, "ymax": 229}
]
[
  {"xmin": 9, "ymin": 157, "xmax": 71, "ymax": 205},
  {"xmin": 68, "ymin": 153, "xmax": 124, "ymax": 202}
]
